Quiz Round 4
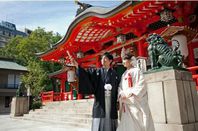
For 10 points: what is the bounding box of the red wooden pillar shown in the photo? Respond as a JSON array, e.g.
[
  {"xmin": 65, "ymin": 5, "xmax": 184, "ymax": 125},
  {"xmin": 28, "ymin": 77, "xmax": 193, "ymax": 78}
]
[
  {"xmin": 143, "ymin": 42, "xmax": 149, "ymax": 57},
  {"xmin": 61, "ymin": 79, "xmax": 66, "ymax": 92},
  {"xmin": 77, "ymin": 80, "xmax": 83, "ymax": 100},
  {"xmin": 77, "ymin": 93, "xmax": 83, "ymax": 99},
  {"xmin": 71, "ymin": 67, "xmax": 82, "ymax": 100},
  {"xmin": 96, "ymin": 56, "xmax": 101, "ymax": 68},
  {"xmin": 188, "ymin": 43, "xmax": 195, "ymax": 67},
  {"xmin": 70, "ymin": 92, "xmax": 73, "ymax": 100},
  {"xmin": 60, "ymin": 78, "xmax": 66, "ymax": 101},
  {"xmin": 137, "ymin": 40, "xmax": 145, "ymax": 57}
]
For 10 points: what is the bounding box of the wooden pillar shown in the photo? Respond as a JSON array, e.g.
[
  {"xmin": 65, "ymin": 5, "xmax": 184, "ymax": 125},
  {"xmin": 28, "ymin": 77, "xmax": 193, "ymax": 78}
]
[
  {"xmin": 77, "ymin": 94, "xmax": 83, "ymax": 100},
  {"xmin": 188, "ymin": 43, "xmax": 195, "ymax": 67},
  {"xmin": 61, "ymin": 79, "xmax": 66, "ymax": 92},
  {"xmin": 77, "ymin": 80, "xmax": 83, "ymax": 100},
  {"xmin": 70, "ymin": 83, "xmax": 73, "ymax": 100},
  {"xmin": 60, "ymin": 79, "xmax": 65, "ymax": 93},
  {"xmin": 60, "ymin": 79, "xmax": 66, "ymax": 101},
  {"xmin": 96, "ymin": 56, "xmax": 101, "ymax": 68},
  {"xmin": 137, "ymin": 40, "xmax": 145, "ymax": 57}
]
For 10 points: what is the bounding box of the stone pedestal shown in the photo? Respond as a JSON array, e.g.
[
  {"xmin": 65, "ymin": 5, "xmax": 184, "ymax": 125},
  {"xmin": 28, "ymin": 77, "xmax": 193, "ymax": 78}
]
[
  {"xmin": 10, "ymin": 97, "xmax": 29, "ymax": 117},
  {"xmin": 144, "ymin": 69, "xmax": 198, "ymax": 131}
]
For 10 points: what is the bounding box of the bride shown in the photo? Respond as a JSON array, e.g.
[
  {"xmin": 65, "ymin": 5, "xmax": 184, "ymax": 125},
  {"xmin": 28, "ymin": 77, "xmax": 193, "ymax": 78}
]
[{"xmin": 117, "ymin": 53, "xmax": 155, "ymax": 131}]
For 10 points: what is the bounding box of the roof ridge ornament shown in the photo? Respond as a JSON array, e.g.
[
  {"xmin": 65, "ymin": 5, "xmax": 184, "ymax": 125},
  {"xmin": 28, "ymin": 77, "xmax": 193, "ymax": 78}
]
[{"xmin": 75, "ymin": 0, "xmax": 93, "ymax": 16}]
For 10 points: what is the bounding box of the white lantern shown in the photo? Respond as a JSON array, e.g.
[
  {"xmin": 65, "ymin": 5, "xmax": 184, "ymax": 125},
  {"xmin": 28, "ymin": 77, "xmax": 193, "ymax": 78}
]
[
  {"xmin": 67, "ymin": 70, "xmax": 76, "ymax": 82},
  {"xmin": 172, "ymin": 34, "xmax": 188, "ymax": 59}
]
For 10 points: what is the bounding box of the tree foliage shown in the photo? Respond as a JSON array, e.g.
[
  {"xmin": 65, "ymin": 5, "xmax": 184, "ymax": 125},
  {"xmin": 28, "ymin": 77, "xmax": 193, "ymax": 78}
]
[
  {"xmin": 0, "ymin": 27, "xmax": 62, "ymax": 96},
  {"xmin": 22, "ymin": 60, "xmax": 48, "ymax": 96}
]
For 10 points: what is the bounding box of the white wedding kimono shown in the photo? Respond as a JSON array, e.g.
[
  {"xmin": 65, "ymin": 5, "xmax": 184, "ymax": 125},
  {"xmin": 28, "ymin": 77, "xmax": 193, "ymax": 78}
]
[{"xmin": 117, "ymin": 67, "xmax": 155, "ymax": 131}]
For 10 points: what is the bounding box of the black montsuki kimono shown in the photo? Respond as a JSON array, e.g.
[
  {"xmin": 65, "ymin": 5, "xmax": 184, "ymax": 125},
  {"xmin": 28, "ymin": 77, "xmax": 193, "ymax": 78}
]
[{"xmin": 78, "ymin": 67, "xmax": 120, "ymax": 131}]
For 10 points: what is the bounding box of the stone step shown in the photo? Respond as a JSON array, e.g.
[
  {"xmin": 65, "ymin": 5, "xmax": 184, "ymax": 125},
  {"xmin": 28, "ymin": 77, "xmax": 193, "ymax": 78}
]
[
  {"xmin": 44, "ymin": 99, "xmax": 94, "ymax": 107},
  {"xmin": 30, "ymin": 107, "xmax": 92, "ymax": 111},
  {"xmin": 26, "ymin": 112, "xmax": 92, "ymax": 118},
  {"xmin": 31, "ymin": 101, "xmax": 93, "ymax": 108},
  {"xmin": 42, "ymin": 106, "xmax": 92, "ymax": 110},
  {"xmin": 21, "ymin": 116, "xmax": 91, "ymax": 128},
  {"xmin": 41, "ymin": 107, "xmax": 91, "ymax": 112},
  {"xmin": 23, "ymin": 114, "xmax": 92, "ymax": 123},
  {"xmin": 21, "ymin": 100, "xmax": 93, "ymax": 129},
  {"xmin": 29, "ymin": 108, "xmax": 92, "ymax": 114}
]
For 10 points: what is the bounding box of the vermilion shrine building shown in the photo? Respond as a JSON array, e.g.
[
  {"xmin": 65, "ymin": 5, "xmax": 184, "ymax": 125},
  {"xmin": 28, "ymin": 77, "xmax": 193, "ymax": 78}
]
[{"xmin": 38, "ymin": 1, "xmax": 198, "ymax": 103}]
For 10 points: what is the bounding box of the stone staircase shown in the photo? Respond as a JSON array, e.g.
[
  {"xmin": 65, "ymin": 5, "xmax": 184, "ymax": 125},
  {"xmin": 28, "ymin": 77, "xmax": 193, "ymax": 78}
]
[{"xmin": 21, "ymin": 99, "xmax": 94, "ymax": 128}]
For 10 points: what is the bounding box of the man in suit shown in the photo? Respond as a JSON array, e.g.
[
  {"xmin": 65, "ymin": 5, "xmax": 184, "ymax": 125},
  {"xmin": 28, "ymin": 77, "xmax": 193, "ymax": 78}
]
[{"xmin": 70, "ymin": 52, "xmax": 120, "ymax": 131}]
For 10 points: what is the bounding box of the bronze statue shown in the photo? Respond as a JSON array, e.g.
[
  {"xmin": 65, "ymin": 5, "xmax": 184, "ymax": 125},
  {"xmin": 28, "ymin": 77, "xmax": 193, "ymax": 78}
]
[{"xmin": 146, "ymin": 33, "xmax": 183, "ymax": 70}]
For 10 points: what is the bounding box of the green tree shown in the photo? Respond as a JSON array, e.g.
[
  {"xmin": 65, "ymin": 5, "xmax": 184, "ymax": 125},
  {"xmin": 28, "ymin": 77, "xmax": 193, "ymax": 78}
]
[
  {"xmin": 0, "ymin": 27, "xmax": 62, "ymax": 97},
  {"xmin": 22, "ymin": 60, "xmax": 48, "ymax": 96},
  {"xmin": 1, "ymin": 27, "xmax": 62, "ymax": 66}
]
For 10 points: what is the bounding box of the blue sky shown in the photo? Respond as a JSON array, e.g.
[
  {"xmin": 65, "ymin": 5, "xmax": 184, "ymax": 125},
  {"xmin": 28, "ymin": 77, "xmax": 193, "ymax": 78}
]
[{"xmin": 0, "ymin": 1, "xmax": 123, "ymax": 36}]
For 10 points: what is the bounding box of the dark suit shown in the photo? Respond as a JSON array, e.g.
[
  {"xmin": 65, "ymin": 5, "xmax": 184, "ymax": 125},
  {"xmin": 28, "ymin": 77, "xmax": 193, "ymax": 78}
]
[{"xmin": 78, "ymin": 67, "xmax": 120, "ymax": 119}]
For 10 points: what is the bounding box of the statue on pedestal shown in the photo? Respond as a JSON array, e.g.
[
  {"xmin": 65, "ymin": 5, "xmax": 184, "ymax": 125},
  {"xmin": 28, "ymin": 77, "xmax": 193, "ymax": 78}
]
[{"xmin": 146, "ymin": 33, "xmax": 183, "ymax": 70}]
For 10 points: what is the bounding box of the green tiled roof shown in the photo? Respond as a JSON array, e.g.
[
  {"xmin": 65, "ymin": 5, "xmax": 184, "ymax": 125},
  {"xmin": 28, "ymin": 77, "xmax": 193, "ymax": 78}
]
[{"xmin": 0, "ymin": 60, "xmax": 27, "ymax": 71}]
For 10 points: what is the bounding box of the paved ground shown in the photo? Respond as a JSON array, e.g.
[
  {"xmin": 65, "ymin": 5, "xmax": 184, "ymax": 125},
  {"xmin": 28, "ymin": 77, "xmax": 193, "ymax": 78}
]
[{"xmin": 0, "ymin": 114, "xmax": 90, "ymax": 131}]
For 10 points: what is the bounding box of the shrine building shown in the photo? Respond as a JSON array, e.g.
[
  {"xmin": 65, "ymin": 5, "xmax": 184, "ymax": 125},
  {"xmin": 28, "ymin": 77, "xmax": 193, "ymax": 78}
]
[{"xmin": 38, "ymin": 1, "xmax": 198, "ymax": 103}]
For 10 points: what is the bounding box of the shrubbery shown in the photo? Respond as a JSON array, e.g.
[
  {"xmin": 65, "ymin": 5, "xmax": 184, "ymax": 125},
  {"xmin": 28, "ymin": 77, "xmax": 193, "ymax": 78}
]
[{"xmin": 31, "ymin": 100, "xmax": 42, "ymax": 110}]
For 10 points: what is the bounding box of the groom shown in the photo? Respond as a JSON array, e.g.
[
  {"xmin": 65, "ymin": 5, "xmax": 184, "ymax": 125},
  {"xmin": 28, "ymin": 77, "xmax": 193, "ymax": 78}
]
[{"xmin": 69, "ymin": 52, "xmax": 120, "ymax": 131}]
